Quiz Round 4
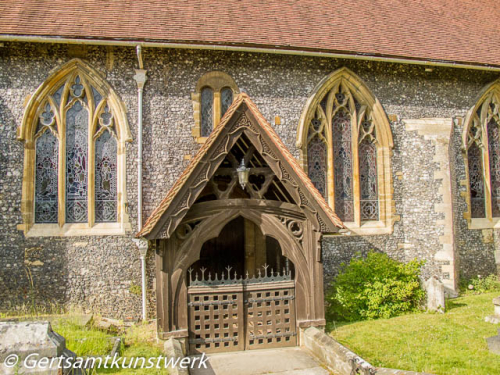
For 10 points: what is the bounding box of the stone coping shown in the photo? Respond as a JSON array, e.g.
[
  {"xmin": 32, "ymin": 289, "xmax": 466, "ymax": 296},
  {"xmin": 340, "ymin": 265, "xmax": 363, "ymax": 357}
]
[{"xmin": 301, "ymin": 327, "xmax": 434, "ymax": 375}]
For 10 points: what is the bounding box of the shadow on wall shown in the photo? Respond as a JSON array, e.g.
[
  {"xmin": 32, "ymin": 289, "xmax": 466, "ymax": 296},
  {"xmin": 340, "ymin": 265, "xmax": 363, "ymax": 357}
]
[{"xmin": 321, "ymin": 231, "xmax": 404, "ymax": 284}]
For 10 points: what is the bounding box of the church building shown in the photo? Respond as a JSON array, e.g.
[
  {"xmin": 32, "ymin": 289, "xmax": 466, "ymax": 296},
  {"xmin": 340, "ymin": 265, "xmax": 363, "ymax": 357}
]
[{"xmin": 0, "ymin": 0, "xmax": 499, "ymax": 353}]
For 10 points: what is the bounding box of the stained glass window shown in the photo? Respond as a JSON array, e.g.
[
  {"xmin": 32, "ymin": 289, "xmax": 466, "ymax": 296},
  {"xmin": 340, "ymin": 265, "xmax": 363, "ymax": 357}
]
[
  {"xmin": 488, "ymin": 118, "xmax": 500, "ymax": 216},
  {"xmin": 221, "ymin": 87, "xmax": 233, "ymax": 119},
  {"xmin": 65, "ymin": 99, "xmax": 88, "ymax": 223},
  {"xmin": 307, "ymin": 135, "xmax": 327, "ymax": 199},
  {"xmin": 35, "ymin": 127, "xmax": 59, "ymax": 223},
  {"xmin": 201, "ymin": 87, "xmax": 214, "ymax": 137},
  {"xmin": 30, "ymin": 67, "xmax": 124, "ymax": 230},
  {"xmin": 95, "ymin": 131, "xmax": 117, "ymax": 222},
  {"xmin": 468, "ymin": 143, "xmax": 486, "ymax": 218},
  {"xmin": 194, "ymin": 73, "xmax": 238, "ymax": 139},
  {"xmin": 303, "ymin": 74, "xmax": 393, "ymax": 229},
  {"xmin": 359, "ymin": 140, "xmax": 379, "ymax": 220},
  {"xmin": 332, "ymin": 108, "xmax": 354, "ymax": 222}
]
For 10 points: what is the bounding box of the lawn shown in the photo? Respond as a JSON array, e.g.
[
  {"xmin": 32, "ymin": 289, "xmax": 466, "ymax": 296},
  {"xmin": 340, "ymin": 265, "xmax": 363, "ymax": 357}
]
[
  {"xmin": 330, "ymin": 292, "xmax": 500, "ymax": 375},
  {"xmin": 50, "ymin": 318, "xmax": 168, "ymax": 374}
]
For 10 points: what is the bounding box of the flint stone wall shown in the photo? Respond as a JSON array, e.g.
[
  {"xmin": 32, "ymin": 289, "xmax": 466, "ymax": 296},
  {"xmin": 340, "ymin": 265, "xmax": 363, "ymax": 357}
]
[{"xmin": 0, "ymin": 42, "xmax": 499, "ymax": 318}]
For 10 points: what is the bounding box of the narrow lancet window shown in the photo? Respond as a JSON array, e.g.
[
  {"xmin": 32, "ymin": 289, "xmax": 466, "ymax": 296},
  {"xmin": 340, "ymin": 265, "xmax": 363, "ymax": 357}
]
[
  {"xmin": 307, "ymin": 133, "xmax": 327, "ymax": 199},
  {"xmin": 65, "ymin": 95, "xmax": 89, "ymax": 223},
  {"xmin": 95, "ymin": 130, "xmax": 117, "ymax": 222},
  {"xmin": 201, "ymin": 87, "xmax": 214, "ymax": 137},
  {"xmin": 35, "ymin": 126, "xmax": 59, "ymax": 223},
  {"xmin": 488, "ymin": 118, "xmax": 500, "ymax": 216},
  {"xmin": 468, "ymin": 143, "xmax": 486, "ymax": 218},
  {"xmin": 359, "ymin": 140, "xmax": 379, "ymax": 220},
  {"xmin": 221, "ymin": 87, "xmax": 233, "ymax": 119},
  {"xmin": 332, "ymin": 108, "xmax": 354, "ymax": 222}
]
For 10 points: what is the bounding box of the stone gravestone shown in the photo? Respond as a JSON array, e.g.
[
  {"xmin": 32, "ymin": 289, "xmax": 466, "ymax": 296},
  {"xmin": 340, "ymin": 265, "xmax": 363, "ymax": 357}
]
[
  {"xmin": 485, "ymin": 297, "xmax": 500, "ymax": 324},
  {"xmin": 487, "ymin": 329, "xmax": 500, "ymax": 355},
  {"xmin": 424, "ymin": 276, "xmax": 445, "ymax": 313},
  {"xmin": 0, "ymin": 321, "xmax": 82, "ymax": 374}
]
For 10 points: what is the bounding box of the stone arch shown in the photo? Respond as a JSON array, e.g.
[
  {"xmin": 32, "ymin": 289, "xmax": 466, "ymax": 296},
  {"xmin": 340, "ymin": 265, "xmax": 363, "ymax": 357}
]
[
  {"xmin": 297, "ymin": 67, "xmax": 392, "ymax": 151},
  {"xmin": 18, "ymin": 58, "xmax": 131, "ymax": 144},
  {"xmin": 462, "ymin": 77, "xmax": 500, "ymax": 147},
  {"xmin": 194, "ymin": 71, "xmax": 239, "ymax": 94}
]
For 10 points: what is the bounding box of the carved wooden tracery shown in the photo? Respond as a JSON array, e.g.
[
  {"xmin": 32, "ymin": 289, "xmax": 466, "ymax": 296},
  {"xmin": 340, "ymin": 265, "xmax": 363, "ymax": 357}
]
[
  {"xmin": 149, "ymin": 111, "xmax": 338, "ymax": 240},
  {"xmin": 464, "ymin": 83, "xmax": 500, "ymax": 223},
  {"xmin": 140, "ymin": 96, "xmax": 341, "ymax": 344}
]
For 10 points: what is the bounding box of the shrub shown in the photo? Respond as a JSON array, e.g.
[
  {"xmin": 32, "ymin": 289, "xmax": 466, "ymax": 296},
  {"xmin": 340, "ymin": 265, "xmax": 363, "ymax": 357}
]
[
  {"xmin": 326, "ymin": 251, "xmax": 425, "ymax": 322},
  {"xmin": 460, "ymin": 274, "xmax": 500, "ymax": 294}
]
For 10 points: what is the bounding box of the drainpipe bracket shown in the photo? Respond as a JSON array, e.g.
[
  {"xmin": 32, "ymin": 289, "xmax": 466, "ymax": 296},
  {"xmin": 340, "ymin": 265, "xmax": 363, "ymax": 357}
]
[
  {"xmin": 133, "ymin": 69, "xmax": 147, "ymax": 89},
  {"xmin": 133, "ymin": 238, "xmax": 149, "ymax": 258}
]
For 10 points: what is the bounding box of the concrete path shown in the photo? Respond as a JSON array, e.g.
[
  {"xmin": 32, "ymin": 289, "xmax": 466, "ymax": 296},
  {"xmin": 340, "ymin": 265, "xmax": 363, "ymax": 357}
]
[{"xmin": 190, "ymin": 347, "xmax": 331, "ymax": 375}]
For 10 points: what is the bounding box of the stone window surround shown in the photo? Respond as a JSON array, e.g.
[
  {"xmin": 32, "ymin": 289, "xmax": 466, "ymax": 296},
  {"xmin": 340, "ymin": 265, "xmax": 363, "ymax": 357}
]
[
  {"xmin": 297, "ymin": 67, "xmax": 396, "ymax": 236},
  {"xmin": 191, "ymin": 71, "xmax": 239, "ymax": 143},
  {"xmin": 463, "ymin": 78, "xmax": 500, "ymax": 230},
  {"xmin": 17, "ymin": 59, "xmax": 132, "ymax": 237}
]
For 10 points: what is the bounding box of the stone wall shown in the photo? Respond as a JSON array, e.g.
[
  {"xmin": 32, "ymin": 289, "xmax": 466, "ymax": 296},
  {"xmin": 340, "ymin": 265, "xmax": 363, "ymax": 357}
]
[{"xmin": 0, "ymin": 42, "xmax": 499, "ymax": 318}]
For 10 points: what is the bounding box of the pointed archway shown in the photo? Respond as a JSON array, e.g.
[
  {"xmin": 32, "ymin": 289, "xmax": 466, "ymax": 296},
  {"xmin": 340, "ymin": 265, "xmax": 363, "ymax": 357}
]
[{"xmin": 138, "ymin": 93, "xmax": 343, "ymax": 351}]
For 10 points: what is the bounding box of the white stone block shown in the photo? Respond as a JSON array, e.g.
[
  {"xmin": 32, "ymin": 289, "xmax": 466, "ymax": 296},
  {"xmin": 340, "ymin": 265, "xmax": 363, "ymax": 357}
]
[{"xmin": 425, "ymin": 276, "xmax": 445, "ymax": 313}]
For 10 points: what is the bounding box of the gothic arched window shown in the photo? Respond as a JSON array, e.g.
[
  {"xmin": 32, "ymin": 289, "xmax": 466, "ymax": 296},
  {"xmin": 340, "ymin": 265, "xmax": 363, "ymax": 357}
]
[
  {"xmin": 192, "ymin": 72, "xmax": 239, "ymax": 142},
  {"xmin": 19, "ymin": 59, "xmax": 132, "ymax": 236},
  {"xmin": 464, "ymin": 85, "xmax": 500, "ymax": 225},
  {"xmin": 298, "ymin": 68, "xmax": 394, "ymax": 234}
]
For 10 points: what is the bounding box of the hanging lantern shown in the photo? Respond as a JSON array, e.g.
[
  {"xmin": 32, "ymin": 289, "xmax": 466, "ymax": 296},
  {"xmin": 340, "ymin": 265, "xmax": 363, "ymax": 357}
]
[{"xmin": 236, "ymin": 158, "xmax": 250, "ymax": 190}]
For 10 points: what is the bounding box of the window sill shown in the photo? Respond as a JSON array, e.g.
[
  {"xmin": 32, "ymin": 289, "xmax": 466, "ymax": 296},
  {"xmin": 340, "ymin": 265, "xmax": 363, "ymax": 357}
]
[
  {"xmin": 325, "ymin": 220, "xmax": 393, "ymax": 237},
  {"xmin": 468, "ymin": 218, "xmax": 500, "ymax": 230},
  {"xmin": 19, "ymin": 222, "xmax": 132, "ymax": 237}
]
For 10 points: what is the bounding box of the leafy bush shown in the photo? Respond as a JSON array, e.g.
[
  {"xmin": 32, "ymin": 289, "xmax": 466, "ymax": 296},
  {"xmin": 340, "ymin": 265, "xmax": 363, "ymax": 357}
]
[
  {"xmin": 460, "ymin": 274, "xmax": 500, "ymax": 294},
  {"xmin": 326, "ymin": 252, "xmax": 425, "ymax": 321}
]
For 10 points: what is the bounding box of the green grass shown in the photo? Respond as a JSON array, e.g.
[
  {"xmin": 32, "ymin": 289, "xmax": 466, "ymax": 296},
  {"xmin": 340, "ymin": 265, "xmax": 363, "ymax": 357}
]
[
  {"xmin": 96, "ymin": 323, "xmax": 168, "ymax": 374},
  {"xmin": 0, "ymin": 312, "xmax": 169, "ymax": 374},
  {"xmin": 52, "ymin": 317, "xmax": 115, "ymax": 356},
  {"xmin": 329, "ymin": 292, "xmax": 500, "ymax": 375},
  {"xmin": 51, "ymin": 319, "xmax": 169, "ymax": 374}
]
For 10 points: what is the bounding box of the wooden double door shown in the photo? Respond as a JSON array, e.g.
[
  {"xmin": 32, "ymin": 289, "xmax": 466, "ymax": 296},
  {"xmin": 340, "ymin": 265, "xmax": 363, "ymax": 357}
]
[{"xmin": 187, "ymin": 280, "xmax": 297, "ymax": 354}]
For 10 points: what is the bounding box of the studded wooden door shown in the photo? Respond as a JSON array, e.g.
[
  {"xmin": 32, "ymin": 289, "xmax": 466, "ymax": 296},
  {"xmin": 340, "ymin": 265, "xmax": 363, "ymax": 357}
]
[
  {"xmin": 187, "ymin": 286, "xmax": 245, "ymax": 353},
  {"xmin": 244, "ymin": 283, "xmax": 296, "ymax": 350},
  {"xmin": 187, "ymin": 278, "xmax": 296, "ymax": 354}
]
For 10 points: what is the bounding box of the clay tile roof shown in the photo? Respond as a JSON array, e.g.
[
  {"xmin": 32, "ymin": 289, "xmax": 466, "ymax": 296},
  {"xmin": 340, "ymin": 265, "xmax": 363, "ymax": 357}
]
[
  {"xmin": 0, "ymin": 0, "xmax": 499, "ymax": 68},
  {"xmin": 137, "ymin": 93, "xmax": 344, "ymax": 238}
]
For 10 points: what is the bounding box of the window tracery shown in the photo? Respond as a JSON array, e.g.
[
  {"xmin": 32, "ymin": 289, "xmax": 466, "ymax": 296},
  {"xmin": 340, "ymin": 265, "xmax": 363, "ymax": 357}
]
[
  {"xmin": 19, "ymin": 59, "xmax": 131, "ymax": 236},
  {"xmin": 464, "ymin": 88, "xmax": 500, "ymax": 224},
  {"xmin": 297, "ymin": 68, "xmax": 394, "ymax": 234}
]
